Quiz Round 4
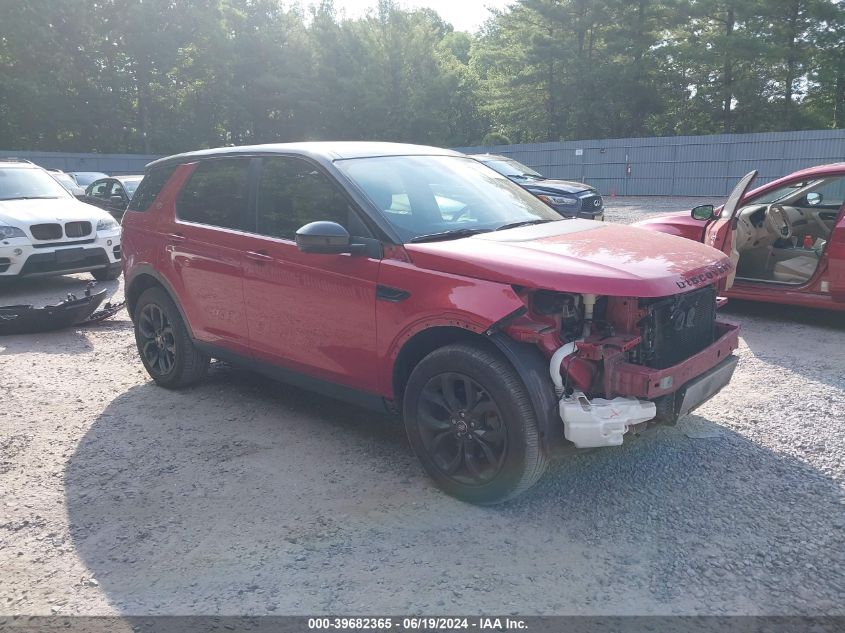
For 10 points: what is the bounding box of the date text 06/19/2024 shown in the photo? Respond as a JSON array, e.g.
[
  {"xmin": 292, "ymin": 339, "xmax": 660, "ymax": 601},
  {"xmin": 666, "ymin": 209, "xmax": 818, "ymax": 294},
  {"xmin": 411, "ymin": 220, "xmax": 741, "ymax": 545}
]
[{"xmin": 307, "ymin": 617, "xmax": 528, "ymax": 631}]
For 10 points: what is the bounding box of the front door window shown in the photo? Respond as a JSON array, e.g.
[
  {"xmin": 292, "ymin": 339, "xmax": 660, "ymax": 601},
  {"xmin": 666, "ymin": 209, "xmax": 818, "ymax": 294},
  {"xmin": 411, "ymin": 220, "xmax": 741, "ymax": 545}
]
[{"xmin": 256, "ymin": 156, "xmax": 371, "ymax": 240}]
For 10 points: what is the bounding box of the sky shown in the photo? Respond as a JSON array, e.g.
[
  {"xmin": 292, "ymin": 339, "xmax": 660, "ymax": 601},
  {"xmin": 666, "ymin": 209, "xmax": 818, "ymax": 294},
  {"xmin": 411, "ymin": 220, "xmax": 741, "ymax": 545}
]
[{"xmin": 325, "ymin": 0, "xmax": 514, "ymax": 32}]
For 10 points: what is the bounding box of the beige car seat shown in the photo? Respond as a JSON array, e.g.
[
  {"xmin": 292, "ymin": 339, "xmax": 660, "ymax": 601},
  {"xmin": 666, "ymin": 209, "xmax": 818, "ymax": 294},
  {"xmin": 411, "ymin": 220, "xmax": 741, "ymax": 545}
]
[{"xmin": 772, "ymin": 255, "xmax": 817, "ymax": 283}]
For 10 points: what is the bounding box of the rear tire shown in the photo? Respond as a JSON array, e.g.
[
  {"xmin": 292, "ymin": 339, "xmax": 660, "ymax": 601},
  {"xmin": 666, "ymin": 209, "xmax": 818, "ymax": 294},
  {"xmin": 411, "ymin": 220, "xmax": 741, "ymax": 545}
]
[
  {"xmin": 133, "ymin": 287, "xmax": 209, "ymax": 388},
  {"xmin": 402, "ymin": 342, "xmax": 547, "ymax": 504}
]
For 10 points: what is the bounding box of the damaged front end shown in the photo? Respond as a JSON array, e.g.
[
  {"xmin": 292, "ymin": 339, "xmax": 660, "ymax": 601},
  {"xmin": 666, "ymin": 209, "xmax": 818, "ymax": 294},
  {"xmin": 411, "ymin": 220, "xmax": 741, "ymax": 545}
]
[
  {"xmin": 0, "ymin": 284, "xmax": 125, "ymax": 335},
  {"xmin": 502, "ymin": 286, "xmax": 740, "ymax": 449}
]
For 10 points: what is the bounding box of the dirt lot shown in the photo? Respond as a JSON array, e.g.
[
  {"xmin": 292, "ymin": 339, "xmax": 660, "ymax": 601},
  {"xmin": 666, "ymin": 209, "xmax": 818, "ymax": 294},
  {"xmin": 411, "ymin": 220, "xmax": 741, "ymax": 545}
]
[{"xmin": 1, "ymin": 198, "xmax": 844, "ymax": 616}]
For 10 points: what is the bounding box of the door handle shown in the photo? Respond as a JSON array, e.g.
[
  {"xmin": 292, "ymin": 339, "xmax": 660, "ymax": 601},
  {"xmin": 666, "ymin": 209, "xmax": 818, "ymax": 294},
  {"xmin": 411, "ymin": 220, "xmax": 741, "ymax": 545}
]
[
  {"xmin": 245, "ymin": 250, "xmax": 273, "ymax": 262},
  {"xmin": 166, "ymin": 232, "xmax": 186, "ymax": 242}
]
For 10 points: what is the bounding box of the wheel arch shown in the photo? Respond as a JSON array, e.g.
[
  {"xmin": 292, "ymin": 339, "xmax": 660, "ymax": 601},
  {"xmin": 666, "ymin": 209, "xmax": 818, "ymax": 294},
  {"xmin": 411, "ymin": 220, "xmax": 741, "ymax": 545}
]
[
  {"xmin": 391, "ymin": 327, "xmax": 563, "ymax": 455},
  {"xmin": 392, "ymin": 326, "xmax": 487, "ymax": 404},
  {"xmin": 486, "ymin": 332, "xmax": 564, "ymax": 456},
  {"xmin": 125, "ymin": 265, "xmax": 194, "ymax": 338}
]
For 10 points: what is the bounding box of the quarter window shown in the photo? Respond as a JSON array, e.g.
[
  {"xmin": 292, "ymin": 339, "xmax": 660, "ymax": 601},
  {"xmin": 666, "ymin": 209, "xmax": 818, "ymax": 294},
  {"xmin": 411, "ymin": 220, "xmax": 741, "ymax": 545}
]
[
  {"xmin": 176, "ymin": 158, "xmax": 251, "ymax": 230},
  {"xmin": 128, "ymin": 165, "xmax": 177, "ymax": 212},
  {"xmin": 256, "ymin": 157, "xmax": 367, "ymax": 240}
]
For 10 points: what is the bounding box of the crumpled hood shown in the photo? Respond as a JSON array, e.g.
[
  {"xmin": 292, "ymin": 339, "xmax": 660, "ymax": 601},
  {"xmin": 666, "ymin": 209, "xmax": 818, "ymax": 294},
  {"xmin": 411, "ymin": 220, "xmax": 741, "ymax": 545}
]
[
  {"xmin": 405, "ymin": 220, "xmax": 734, "ymax": 298},
  {"xmin": 522, "ymin": 179, "xmax": 593, "ymax": 195},
  {"xmin": 0, "ymin": 197, "xmax": 111, "ymax": 225}
]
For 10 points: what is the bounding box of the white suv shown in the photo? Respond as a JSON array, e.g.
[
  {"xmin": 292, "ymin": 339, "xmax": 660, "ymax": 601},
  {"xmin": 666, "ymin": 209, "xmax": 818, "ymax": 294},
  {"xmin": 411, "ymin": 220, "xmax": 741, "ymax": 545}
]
[{"xmin": 0, "ymin": 160, "xmax": 123, "ymax": 281}]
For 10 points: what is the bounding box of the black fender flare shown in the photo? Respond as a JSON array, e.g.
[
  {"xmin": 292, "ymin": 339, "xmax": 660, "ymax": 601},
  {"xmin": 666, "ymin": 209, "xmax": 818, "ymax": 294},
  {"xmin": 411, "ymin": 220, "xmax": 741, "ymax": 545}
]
[
  {"xmin": 125, "ymin": 264, "xmax": 195, "ymax": 339},
  {"xmin": 487, "ymin": 332, "xmax": 566, "ymax": 456}
]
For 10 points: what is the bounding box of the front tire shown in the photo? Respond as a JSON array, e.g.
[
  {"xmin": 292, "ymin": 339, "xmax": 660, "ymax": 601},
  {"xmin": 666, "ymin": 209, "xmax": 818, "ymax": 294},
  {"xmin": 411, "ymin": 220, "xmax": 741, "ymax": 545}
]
[
  {"xmin": 91, "ymin": 264, "xmax": 122, "ymax": 281},
  {"xmin": 133, "ymin": 287, "xmax": 209, "ymax": 388},
  {"xmin": 402, "ymin": 342, "xmax": 548, "ymax": 504}
]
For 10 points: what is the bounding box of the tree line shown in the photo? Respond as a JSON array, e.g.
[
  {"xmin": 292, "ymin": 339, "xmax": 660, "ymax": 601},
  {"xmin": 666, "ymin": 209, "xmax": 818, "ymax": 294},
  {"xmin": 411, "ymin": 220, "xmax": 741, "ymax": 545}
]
[{"xmin": 1, "ymin": 0, "xmax": 843, "ymax": 154}]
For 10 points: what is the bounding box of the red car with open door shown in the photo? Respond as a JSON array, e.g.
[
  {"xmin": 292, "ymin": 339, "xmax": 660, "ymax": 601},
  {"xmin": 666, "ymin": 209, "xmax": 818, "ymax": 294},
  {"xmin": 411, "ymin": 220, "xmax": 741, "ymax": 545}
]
[{"xmin": 635, "ymin": 163, "xmax": 845, "ymax": 311}]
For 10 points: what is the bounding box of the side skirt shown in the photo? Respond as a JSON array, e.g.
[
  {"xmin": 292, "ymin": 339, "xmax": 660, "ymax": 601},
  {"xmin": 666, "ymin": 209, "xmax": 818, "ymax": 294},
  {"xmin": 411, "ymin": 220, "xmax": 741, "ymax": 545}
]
[{"xmin": 193, "ymin": 341, "xmax": 390, "ymax": 415}]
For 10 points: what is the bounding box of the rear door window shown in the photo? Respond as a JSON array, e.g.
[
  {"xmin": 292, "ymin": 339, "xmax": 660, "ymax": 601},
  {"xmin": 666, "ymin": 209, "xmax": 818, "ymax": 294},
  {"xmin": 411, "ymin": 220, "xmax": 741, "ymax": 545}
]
[{"xmin": 176, "ymin": 158, "xmax": 251, "ymax": 230}]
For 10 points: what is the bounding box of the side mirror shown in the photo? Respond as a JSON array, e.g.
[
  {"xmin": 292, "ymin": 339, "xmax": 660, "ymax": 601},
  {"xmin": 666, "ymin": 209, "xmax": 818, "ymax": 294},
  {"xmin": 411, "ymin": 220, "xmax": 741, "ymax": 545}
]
[
  {"xmin": 109, "ymin": 195, "xmax": 125, "ymax": 206},
  {"xmin": 806, "ymin": 192, "xmax": 823, "ymax": 207},
  {"xmin": 691, "ymin": 204, "xmax": 715, "ymax": 221},
  {"xmin": 295, "ymin": 221, "xmax": 365, "ymax": 255}
]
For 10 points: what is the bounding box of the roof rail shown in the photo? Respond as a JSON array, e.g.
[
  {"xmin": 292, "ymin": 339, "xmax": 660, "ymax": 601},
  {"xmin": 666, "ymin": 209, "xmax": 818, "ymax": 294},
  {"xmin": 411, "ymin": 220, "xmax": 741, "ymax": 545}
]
[{"xmin": 1, "ymin": 157, "xmax": 35, "ymax": 164}]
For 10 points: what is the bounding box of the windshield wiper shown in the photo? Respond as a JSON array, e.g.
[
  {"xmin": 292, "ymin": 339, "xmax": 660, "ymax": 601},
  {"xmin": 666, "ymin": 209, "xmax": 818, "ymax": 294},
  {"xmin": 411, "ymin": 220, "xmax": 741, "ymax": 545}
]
[
  {"xmin": 495, "ymin": 219, "xmax": 554, "ymax": 231},
  {"xmin": 408, "ymin": 228, "xmax": 491, "ymax": 243}
]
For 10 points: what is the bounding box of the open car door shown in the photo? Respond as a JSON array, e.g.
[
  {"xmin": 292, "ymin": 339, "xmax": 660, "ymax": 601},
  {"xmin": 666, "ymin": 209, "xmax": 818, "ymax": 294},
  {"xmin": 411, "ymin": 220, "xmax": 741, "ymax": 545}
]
[
  {"xmin": 704, "ymin": 170, "xmax": 757, "ymax": 290},
  {"xmin": 829, "ymin": 205, "xmax": 845, "ymax": 303}
]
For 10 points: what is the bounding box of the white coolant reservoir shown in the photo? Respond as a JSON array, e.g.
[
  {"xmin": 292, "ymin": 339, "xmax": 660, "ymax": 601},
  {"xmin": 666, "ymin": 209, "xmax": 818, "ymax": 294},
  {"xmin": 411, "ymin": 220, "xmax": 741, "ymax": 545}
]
[{"xmin": 560, "ymin": 391, "xmax": 657, "ymax": 448}]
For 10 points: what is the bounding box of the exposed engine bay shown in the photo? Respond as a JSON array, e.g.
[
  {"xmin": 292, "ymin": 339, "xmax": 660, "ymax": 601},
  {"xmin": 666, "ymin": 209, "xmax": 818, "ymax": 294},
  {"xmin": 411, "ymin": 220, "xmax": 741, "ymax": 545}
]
[
  {"xmin": 502, "ymin": 286, "xmax": 738, "ymax": 448},
  {"xmin": 516, "ymin": 287, "xmax": 718, "ymax": 372}
]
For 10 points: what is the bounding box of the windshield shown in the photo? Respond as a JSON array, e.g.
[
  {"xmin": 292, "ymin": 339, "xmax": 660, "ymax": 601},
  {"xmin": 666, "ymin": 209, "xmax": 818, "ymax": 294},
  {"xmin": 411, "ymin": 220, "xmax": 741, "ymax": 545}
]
[
  {"xmin": 72, "ymin": 172, "xmax": 108, "ymax": 186},
  {"xmin": 0, "ymin": 168, "xmax": 71, "ymax": 200},
  {"xmin": 336, "ymin": 155, "xmax": 562, "ymax": 242},
  {"xmin": 751, "ymin": 180, "xmax": 822, "ymax": 205},
  {"xmin": 51, "ymin": 172, "xmax": 79, "ymax": 192},
  {"xmin": 480, "ymin": 157, "xmax": 544, "ymax": 181}
]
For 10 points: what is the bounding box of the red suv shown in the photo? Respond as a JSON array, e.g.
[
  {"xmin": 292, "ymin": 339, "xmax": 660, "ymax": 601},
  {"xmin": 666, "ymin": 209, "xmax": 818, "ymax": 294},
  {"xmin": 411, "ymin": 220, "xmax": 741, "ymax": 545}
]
[{"xmin": 122, "ymin": 142, "xmax": 740, "ymax": 504}]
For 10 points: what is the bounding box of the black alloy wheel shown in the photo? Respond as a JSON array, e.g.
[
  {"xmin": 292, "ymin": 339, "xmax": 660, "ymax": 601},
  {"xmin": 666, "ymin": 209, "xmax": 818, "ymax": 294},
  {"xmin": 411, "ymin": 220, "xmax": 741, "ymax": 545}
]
[
  {"xmin": 402, "ymin": 342, "xmax": 547, "ymax": 504},
  {"xmin": 138, "ymin": 303, "xmax": 176, "ymax": 376},
  {"xmin": 133, "ymin": 287, "xmax": 209, "ymax": 388},
  {"xmin": 418, "ymin": 372, "xmax": 507, "ymax": 485}
]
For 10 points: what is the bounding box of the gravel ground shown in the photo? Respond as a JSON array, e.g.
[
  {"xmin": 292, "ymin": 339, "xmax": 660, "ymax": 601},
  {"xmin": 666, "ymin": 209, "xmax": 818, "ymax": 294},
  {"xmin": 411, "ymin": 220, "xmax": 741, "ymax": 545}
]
[
  {"xmin": 603, "ymin": 195, "xmax": 719, "ymax": 224},
  {"xmin": 1, "ymin": 197, "xmax": 843, "ymax": 617}
]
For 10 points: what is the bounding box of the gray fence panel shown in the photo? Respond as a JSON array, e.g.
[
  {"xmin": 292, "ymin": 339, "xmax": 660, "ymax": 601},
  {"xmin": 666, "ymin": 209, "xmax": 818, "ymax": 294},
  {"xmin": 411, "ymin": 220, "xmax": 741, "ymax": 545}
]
[
  {"xmin": 672, "ymin": 177, "xmax": 729, "ymax": 196},
  {"xmin": 455, "ymin": 128, "xmax": 845, "ymax": 196},
  {"xmin": 7, "ymin": 130, "xmax": 845, "ymax": 195},
  {"xmin": 0, "ymin": 150, "xmax": 161, "ymax": 175}
]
